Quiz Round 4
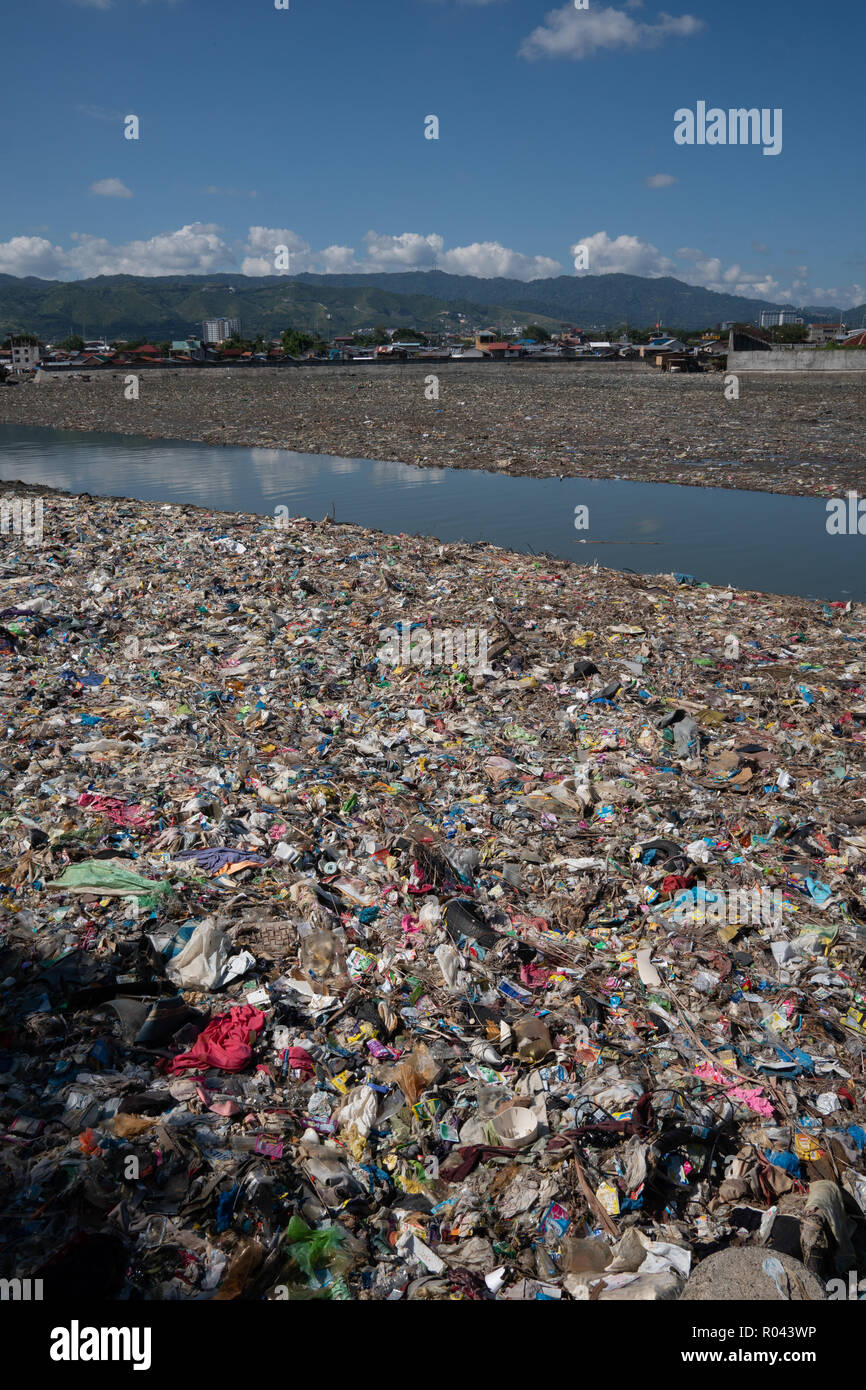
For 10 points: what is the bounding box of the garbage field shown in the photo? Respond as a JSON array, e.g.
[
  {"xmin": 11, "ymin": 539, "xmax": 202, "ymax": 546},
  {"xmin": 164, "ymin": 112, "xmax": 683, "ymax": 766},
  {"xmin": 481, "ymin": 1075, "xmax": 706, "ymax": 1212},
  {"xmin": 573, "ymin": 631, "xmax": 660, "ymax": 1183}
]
[
  {"xmin": 2, "ymin": 364, "xmax": 865, "ymax": 499},
  {"xmin": 1, "ymin": 486, "xmax": 866, "ymax": 1302}
]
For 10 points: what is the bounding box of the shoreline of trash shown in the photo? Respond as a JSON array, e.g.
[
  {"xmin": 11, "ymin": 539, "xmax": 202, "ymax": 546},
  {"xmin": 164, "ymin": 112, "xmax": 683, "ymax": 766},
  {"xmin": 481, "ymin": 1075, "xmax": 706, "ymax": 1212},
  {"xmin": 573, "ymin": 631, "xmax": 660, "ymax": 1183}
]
[
  {"xmin": 1, "ymin": 364, "xmax": 864, "ymax": 499},
  {"xmin": 1, "ymin": 487, "xmax": 865, "ymax": 1302}
]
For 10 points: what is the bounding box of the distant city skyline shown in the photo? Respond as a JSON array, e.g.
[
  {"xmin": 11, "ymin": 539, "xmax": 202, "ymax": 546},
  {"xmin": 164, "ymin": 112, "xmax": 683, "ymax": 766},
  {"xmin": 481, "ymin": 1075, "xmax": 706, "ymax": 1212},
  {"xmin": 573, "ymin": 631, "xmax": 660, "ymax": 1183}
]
[{"xmin": 2, "ymin": 0, "xmax": 863, "ymax": 306}]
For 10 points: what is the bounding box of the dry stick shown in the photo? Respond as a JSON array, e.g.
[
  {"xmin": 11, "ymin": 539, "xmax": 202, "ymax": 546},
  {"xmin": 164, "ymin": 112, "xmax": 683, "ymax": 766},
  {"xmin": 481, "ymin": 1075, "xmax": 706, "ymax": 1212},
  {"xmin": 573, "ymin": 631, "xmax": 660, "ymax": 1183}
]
[{"xmin": 573, "ymin": 1153, "xmax": 620, "ymax": 1238}]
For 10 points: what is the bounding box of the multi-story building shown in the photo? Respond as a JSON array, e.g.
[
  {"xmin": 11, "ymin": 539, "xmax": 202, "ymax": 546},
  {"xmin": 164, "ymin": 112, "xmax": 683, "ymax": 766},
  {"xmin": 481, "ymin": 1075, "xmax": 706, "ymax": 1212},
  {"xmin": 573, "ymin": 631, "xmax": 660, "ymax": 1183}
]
[
  {"xmin": 202, "ymin": 318, "xmax": 241, "ymax": 344},
  {"xmin": 807, "ymin": 322, "xmax": 845, "ymax": 344},
  {"xmin": 759, "ymin": 309, "xmax": 803, "ymax": 328},
  {"xmin": 10, "ymin": 341, "xmax": 40, "ymax": 371}
]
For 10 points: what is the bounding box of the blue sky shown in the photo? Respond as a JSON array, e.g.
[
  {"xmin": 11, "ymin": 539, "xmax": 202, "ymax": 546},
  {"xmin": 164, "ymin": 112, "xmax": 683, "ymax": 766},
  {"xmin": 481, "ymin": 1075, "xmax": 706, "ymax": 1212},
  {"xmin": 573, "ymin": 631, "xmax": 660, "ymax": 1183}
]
[{"xmin": 3, "ymin": 0, "xmax": 864, "ymax": 305}]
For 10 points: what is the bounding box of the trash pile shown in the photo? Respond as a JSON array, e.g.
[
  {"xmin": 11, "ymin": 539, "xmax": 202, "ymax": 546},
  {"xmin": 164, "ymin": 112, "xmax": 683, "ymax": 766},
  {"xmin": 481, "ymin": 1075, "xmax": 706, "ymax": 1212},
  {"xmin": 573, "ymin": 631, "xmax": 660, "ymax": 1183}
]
[
  {"xmin": 1, "ymin": 490, "xmax": 866, "ymax": 1301},
  {"xmin": 3, "ymin": 364, "xmax": 864, "ymax": 497}
]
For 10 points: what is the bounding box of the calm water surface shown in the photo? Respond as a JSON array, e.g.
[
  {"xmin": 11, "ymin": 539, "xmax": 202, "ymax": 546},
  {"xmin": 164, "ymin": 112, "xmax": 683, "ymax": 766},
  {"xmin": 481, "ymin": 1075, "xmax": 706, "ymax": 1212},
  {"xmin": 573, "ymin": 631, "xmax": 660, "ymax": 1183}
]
[{"xmin": 0, "ymin": 424, "xmax": 861, "ymax": 601}]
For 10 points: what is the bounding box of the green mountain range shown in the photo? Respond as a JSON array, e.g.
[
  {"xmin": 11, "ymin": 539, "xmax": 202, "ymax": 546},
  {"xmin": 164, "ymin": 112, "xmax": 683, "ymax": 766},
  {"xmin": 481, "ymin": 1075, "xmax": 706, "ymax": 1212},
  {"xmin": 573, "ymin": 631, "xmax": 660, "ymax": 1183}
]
[{"xmin": 0, "ymin": 269, "xmax": 854, "ymax": 342}]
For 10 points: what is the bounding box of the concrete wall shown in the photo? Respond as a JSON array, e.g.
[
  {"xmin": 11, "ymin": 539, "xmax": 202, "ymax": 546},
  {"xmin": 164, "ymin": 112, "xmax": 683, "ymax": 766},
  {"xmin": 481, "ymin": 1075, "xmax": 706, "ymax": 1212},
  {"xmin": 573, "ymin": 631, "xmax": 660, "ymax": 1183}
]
[{"xmin": 728, "ymin": 350, "xmax": 866, "ymax": 373}]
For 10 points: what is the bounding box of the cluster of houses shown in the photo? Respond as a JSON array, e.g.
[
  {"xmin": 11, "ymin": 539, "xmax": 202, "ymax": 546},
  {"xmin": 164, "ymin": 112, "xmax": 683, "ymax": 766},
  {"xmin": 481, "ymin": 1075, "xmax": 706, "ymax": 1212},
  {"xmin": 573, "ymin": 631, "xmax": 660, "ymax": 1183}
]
[
  {"xmin": 329, "ymin": 328, "xmax": 705, "ymax": 363},
  {"xmin": 2, "ymin": 316, "xmax": 864, "ymax": 378},
  {"xmin": 0, "ymin": 328, "xmax": 728, "ymax": 374}
]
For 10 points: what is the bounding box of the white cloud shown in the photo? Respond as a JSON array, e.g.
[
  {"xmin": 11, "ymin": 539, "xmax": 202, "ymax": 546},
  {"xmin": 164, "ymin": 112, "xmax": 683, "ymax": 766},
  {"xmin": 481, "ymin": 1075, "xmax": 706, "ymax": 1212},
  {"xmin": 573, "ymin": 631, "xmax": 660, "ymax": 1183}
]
[
  {"xmin": 361, "ymin": 230, "xmax": 445, "ymax": 269},
  {"xmin": 519, "ymin": 4, "xmax": 704, "ymax": 60},
  {"xmin": 0, "ymin": 237, "xmax": 75, "ymax": 278},
  {"xmin": 644, "ymin": 173, "xmax": 677, "ymax": 188},
  {"xmin": 89, "ymin": 178, "xmax": 133, "ymax": 199},
  {"xmin": 318, "ymin": 244, "xmax": 361, "ymax": 273},
  {"xmin": 239, "ymin": 227, "xmax": 314, "ymax": 276},
  {"xmin": 572, "ymin": 231, "xmax": 677, "ymax": 276},
  {"xmin": 814, "ymin": 283, "xmax": 865, "ymax": 307},
  {"xmin": 77, "ymin": 104, "xmax": 125, "ymax": 122},
  {"xmin": 0, "ymin": 221, "xmax": 858, "ymax": 305},
  {"xmin": 204, "ymin": 186, "xmax": 258, "ymax": 199},
  {"xmin": 0, "ymin": 224, "xmax": 565, "ymax": 283},
  {"xmin": 240, "ymin": 228, "xmax": 563, "ymax": 280},
  {"xmin": 569, "ymin": 229, "xmax": 844, "ymax": 301},
  {"xmin": 70, "ymin": 223, "xmax": 230, "ymax": 275},
  {"xmin": 437, "ymin": 241, "xmax": 562, "ymax": 278}
]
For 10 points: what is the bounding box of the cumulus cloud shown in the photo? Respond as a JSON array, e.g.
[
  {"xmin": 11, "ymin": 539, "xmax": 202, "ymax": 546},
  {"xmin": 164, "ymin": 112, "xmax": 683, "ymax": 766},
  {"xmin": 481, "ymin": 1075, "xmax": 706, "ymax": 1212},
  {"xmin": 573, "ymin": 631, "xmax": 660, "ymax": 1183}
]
[
  {"xmin": 437, "ymin": 241, "xmax": 562, "ymax": 278},
  {"xmin": 0, "ymin": 220, "xmax": 857, "ymax": 304},
  {"xmin": 361, "ymin": 230, "xmax": 445, "ymax": 269},
  {"xmin": 568, "ymin": 229, "xmax": 853, "ymax": 302},
  {"xmin": 237, "ymin": 228, "xmax": 564, "ymax": 279},
  {"xmin": 572, "ymin": 231, "xmax": 677, "ymax": 277},
  {"xmin": 812, "ymin": 283, "xmax": 865, "ymax": 307},
  {"xmin": 519, "ymin": 4, "xmax": 704, "ymax": 60},
  {"xmin": 89, "ymin": 178, "xmax": 133, "ymax": 198},
  {"xmin": 0, "ymin": 237, "xmax": 76, "ymax": 279},
  {"xmin": 0, "ymin": 223, "xmax": 231, "ymax": 278},
  {"xmin": 68, "ymin": 223, "xmax": 230, "ymax": 275},
  {"xmin": 644, "ymin": 173, "xmax": 677, "ymax": 188},
  {"xmin": 239, "ymin": 227, "xmax": 316, "ymax": 276}
]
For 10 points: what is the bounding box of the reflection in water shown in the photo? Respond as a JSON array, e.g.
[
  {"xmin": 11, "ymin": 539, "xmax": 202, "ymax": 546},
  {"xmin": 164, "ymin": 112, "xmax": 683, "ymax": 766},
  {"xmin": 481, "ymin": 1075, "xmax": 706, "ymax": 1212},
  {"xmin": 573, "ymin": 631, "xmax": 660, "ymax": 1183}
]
[{"xmin": 0, "ymin": 424, "xmax": 857, "ymax": 601}]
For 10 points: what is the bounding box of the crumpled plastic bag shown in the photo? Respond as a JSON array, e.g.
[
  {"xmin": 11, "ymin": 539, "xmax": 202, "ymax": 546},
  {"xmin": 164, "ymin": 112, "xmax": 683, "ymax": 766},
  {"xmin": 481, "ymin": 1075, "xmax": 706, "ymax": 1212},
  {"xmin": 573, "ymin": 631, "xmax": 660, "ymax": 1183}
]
[
  {"xmin": 47, "ymin": 861, "xmax": 176, "ymax": 909},
  {"xmin": 390, "ymin": 1041, "xmax": 441, "ymax": 1105},
  {"xmin": 167, "ymin": 917, "xmax": 254, "ymax": 990},
  {"xmin": 284, "ymin": 1216, "xmax": 344, "ymax": 1277},
  {"xmin": 334, "ymin": 1085, "xmax": 379, "ymax": 1141}
]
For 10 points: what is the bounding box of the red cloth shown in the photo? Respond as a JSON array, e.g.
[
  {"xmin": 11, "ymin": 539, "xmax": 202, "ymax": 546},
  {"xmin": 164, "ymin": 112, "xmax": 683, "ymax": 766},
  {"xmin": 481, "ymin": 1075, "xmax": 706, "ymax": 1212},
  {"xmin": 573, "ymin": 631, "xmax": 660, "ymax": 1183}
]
[
  {"xmin": 519, "ymin": 963, "xmax": 552, "ymax": 989},
  {"xmin": 169, "ymin": 1004, "xmax": 265, "ymax": 1074},
  {"xmin": 662, "ymin": 873, "xmax": 695, "ymax": 894},
  {"xmin": 288, "ymin": 1047, "xmax": 315, "ymax": 1076}
]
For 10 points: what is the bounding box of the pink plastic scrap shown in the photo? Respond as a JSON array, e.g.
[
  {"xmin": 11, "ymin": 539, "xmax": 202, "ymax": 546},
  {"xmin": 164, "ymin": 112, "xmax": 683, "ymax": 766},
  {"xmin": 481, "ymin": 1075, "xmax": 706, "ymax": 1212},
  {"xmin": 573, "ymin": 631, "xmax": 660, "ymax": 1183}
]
[
  {"xmin": 77, "ymin": 792, "xmax": 154, "ymax": 829},
  {"xmin": 694, "ymin": 1063, "xmax": 774, "ymax": 1117}
]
